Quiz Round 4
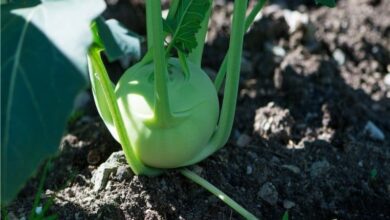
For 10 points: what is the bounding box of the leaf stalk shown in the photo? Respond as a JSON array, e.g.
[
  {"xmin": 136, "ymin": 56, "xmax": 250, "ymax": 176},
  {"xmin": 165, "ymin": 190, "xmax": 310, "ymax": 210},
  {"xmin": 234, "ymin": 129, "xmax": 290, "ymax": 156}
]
[
  {"xmin": 146, "ymin": 0, "xmax": 173, "ymax": 127},
  {"xmin": 180, "ymin": 169, "xmax": 258, "ymax": 219},
  {"xmin": 214, "ymin": 0, "xmax": 267, "ymax": 91}
]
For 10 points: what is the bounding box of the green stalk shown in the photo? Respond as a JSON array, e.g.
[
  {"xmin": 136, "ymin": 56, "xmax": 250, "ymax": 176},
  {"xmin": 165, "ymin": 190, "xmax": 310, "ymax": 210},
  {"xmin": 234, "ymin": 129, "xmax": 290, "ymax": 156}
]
[
  {"xmin": 166, "ymin": 0, "xmax": 180, "ymax": 21},
  {"xmin": 209, "ymin": 0, "xmax": 248, "ymax": 149},
  {"xmin": 180, "ymin": 169, "xmax": 258, "ymax": 220},
  {"xmin": 187, "ymin": 0, "xmax": 212, "ymax": 66},
  {"xmin": 88, "ymin": 46, "xmax": 161, "ymax": 176},
  {"xmin": 214, "ymin": 0, "xmax": 267, "ymax": 91},
  {"xmin": 146, "ymin": 0, "xmax": 173, "ymax": 127},
  {"xmin": 28, "ymin": 159, "xmax": 51, "ymax": 220},
  {"xmin": 146, "ymin": 2, "xmax": 153, "ymax": 49}
]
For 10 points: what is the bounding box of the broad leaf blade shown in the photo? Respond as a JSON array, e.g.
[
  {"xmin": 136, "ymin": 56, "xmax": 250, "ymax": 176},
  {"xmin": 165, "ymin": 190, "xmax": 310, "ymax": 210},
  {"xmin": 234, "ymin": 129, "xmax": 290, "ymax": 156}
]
[
  {"xmin": 165, "ymin": 0, "xmax": 211, "ymax": 53},
  {"xmin": 1, "ymin": 0, "xmax": 106, "ymax": 202},
  {"xmin": 315, "ymin": 0, "xmax": 336, "ymax": 7},
  {"xmin": 94, "ymin": 17, "xmax": 141, "ymax": 62}
]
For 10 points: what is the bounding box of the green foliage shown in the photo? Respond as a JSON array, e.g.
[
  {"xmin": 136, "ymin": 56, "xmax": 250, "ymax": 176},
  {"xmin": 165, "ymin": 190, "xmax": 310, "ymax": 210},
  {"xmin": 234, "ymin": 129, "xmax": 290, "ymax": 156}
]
[
  {"xmin": 315, "ymin": 0, "xmax": 336, "ymax": 7},
  {"xmin": 1, "ymin": 0, "xmax": 105, "ymax": 202},
  {"xmin": 164, "ymin": 0, "xmax": 211, "ymax": 53},
  {"xmin": 28, "ymin": 160, "xmax": 57, "ymax": 220},
  {"xmin": 282, "ymin": 211, "xmax": 289, "ymax": 220},
  {"xmin": 93, "ymin": 17, "xmax": 142, "ymax": 62}
]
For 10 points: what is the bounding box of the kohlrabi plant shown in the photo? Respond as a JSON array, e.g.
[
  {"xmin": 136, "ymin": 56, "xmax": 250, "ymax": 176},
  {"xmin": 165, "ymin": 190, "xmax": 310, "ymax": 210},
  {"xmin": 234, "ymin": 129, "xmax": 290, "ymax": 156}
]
[
  {"xmin": 88, "ymin": 0, "xmax": 263, "ymax": 218},
  {"xmin": 88, "ymin": 0, "xmax": 335, "ymax": 218}
]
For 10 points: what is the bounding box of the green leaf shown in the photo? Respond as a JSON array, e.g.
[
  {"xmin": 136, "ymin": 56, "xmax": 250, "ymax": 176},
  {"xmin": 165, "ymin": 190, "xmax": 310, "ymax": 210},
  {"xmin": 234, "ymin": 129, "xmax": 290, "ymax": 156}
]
[
  {"xmin": 94, "ymin": 17, "xmax": 142, "ymax": 62},
  {"xmin": 315, "ymin": 0, "xmax": 336, "ymax": 7},
  {"xmin": 1, "ymin": 0, "xmax": 106, "ymax": 203},
  {"xmin": 165, "ymin": 0, "xmax": 211, "ymax": 53}
]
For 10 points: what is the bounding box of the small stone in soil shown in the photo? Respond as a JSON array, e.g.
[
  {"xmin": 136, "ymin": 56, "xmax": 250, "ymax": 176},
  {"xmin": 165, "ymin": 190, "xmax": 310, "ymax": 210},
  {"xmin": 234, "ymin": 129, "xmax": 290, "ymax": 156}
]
[
  {"xmin": 258, "ymin": 182, "xmax": 278, "ymax": 206},
  {"xmin": 333, "ymin": 48, "xmax": 346, "ymax": 65},
  {"xmin": 266, "ymin": 43, "xmax": 286, "ymax": 57},
  {"xmin": 364, "ymin": 121, "xmax": 385, "ymax": 141},
  {"xmin": 236, "ymin": 134, "xmax": 252, "ymax": 147},
  {"xmin": 282, "ymin": 164, "xmax": 301, "ymax": 174},
  {"xmin": 92, "ymin": 151, "xmax": 127, "ymax": 191},
  {"xmin": 254, "ymin": 102, "xmax": 294, "ymax": 143},
  {"xmin": 283, "ymin": 9, "xmax": 309, "ymax": 33},
  {"xmin": 310, "ymin": 160, "xmax": 331, "ymax": 178},
  {"xmin": 283, "ymin": 200, "xmax": 296, "ymax": 209},
  {"xmin": 246, "ymin": 165, "xmax": 253, "ymax": 175},
  {"xmin": 35, "ymin": 206, "xmax": 42, "ymax": 215},
  {"xmin": 384, "ymin": 73, "xmax": 390, "ymax": 86},
  {"xmin": 116, "ymin": 165, "xmax": 132, "ymax": 181}
]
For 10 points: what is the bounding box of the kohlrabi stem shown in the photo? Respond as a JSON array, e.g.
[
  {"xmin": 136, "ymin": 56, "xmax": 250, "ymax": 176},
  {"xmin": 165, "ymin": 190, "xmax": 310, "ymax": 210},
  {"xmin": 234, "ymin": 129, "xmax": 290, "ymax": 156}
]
[
  {"xmin": 214, "ymin": 0, "xmax": 266, "ymax": 91},
  {"xmin": 146, "ymin": 0, "xmax": 173, "ymax": 127},
  {"xmin": 146, "ymin": 2, "xmax": 153, "ymax": 49},
  {"xmin": 88, "ymin": 46, "xmax": 161, "ymax": 176},
  {"xmin": 209, "ymin": 0, "xmax": 248, "ymax": 149},
  {"xmin": 180, "ymin": 169, "xmax": 258, "ymax": 220},
  {"xmin": 188, "ymin": 0, "xmax": 212, "ymax": 66},
  {"xmin": 166, "ymin": 0, "xmax": 180, "ymax": 21}
]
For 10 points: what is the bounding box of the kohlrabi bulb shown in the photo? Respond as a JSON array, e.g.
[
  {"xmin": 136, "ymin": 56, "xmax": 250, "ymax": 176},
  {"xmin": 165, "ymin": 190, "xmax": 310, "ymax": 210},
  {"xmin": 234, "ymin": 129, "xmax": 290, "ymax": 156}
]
[{"xmin": 114, "ymin": 58, "xmax": 219, "ymax": 168}]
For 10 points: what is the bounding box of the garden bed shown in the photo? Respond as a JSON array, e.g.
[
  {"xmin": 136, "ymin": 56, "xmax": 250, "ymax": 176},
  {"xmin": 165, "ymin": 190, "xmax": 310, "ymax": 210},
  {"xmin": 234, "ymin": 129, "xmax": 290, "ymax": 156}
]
[{"xmin": 5, "ymin": 0, "xmax": 390, "ymax": 219}]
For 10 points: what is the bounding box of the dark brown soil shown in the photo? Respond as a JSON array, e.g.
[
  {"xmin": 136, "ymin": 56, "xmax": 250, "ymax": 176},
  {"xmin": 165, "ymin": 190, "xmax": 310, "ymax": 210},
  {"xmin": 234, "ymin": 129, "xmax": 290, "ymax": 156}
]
[{"xmin": 4, "ymin": 0, "xmax": 390, "ymax": 219}]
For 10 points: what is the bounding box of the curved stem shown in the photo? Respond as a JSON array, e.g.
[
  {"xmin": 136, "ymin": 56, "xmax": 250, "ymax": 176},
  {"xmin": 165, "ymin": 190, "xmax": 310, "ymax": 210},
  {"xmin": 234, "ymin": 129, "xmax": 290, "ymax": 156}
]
[
  {"xmin": 146, "ymin": 0, "xmax": 173, "ymax": 127},
  {"xmin": 209, "ymin": 0, "xmax": 248, "ymax": 149},
  {"xmin": 214, "ymin": 0, "xmax": 267, "ymax": 91},
  {"xmin": 180, "ymin": 169, "xmax": 258, "ymax": 220},
  {"xmin": 88, "ymin": 46, "xmax": 162, "ymax": 176}
]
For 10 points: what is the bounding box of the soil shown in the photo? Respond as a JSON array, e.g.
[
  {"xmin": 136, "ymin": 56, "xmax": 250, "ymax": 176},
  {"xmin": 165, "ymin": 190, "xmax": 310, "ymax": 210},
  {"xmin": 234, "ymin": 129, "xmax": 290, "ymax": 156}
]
[{"xmin": 4, "ymin": 0, "xmax": 390, "ymax": 219}]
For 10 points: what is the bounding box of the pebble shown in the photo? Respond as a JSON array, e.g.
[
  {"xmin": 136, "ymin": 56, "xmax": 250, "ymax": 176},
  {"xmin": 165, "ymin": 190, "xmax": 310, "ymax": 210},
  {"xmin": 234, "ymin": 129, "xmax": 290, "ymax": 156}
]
[
  {"xmin": 266, "ymin": 43, "xmax": 286, "ymax": 57},
  {"xmin": 283, "ymin": 200, "xmax": 296, "ymax": 209},
  {"xmin": 333, "ymin": 48, "xmax": 346, "ymax": 65},
  {"xmin": 116, "ymin": 165, "xmax": 132, "ymax": 181},
  {"xmin": 310, "ymin": 160, "xmax": 330, "ymax": 178},
  {"xmin": 193, "ymin": 165, "xmax": 203, "ymax": 175},
  {"xmin": 384, "ymin": 73, "xmax": 390, "ymax": 86},
  {"xmin": 246, "ymin": 165, "xmax": 253, "ymax": 175},
  {"xmin": 236, "ymin": 134, "xmax": 252, "ymax": 147},
  {"xmin": 283, "ymin": 9, "xmax": 309, "ymax": 33},
  {"xmin": 92, "ymin": 151, "xmax": 127, "ymax": 191},
  {"xmin": 258, "ymin": 182, "xmax": 278, "ymax": 205},
  {"xmin": 364, "ymin": 121, "xmax": 385, "ymax": 141},
  {"xmin": 35, "ymin": 206, "xmax": 42, "ymax": 215},
  {"xmin": 281, "ymin": 165, "xmax": 301, "ymax": 174}
]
